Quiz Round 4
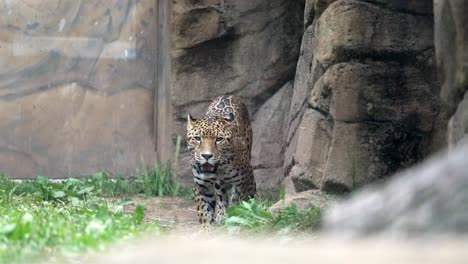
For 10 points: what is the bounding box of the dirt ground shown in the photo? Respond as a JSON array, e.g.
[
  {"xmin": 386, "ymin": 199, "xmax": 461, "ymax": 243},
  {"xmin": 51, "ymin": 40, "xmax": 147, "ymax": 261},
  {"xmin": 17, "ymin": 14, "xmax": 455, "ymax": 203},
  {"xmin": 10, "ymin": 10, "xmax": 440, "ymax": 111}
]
[{"xmin": 123, "ymin": 196, "xmax": 199, "ymax": 232}]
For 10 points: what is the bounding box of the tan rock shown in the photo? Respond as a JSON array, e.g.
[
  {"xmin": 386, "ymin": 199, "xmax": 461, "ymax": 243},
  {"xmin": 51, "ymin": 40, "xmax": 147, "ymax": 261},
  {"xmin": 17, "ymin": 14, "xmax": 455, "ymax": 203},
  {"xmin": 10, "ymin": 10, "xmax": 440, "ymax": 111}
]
[
  {"xmin": 316, "ymin": 1, "xmax": 433, "ymax": 68},
  {"xmin": 270, "ymin": 189, "xmax": 334, "ymax": 212},
  {"xmin": 285, "ymin": 0, "xmax": 440, "ymax": 194},
  {"xmin": 252, "ymin": 82, "xmax": 292, "ymax": 169},
  {"xmin": 290, "ymin": 109, "xmax": 332, "ymax": 191},
  {"xmin": 172, "ymin": 4, "xmax": 225, "ymax": 49},
  {"xmin": 311, "ymin": 62, "xmax": 439, "ymax": 132}
]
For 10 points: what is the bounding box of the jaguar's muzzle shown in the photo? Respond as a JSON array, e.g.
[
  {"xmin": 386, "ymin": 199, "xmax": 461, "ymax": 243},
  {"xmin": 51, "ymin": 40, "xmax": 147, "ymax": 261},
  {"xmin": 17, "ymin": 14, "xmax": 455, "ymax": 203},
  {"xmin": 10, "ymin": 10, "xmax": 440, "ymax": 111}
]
[{"xmin": 196, "ymin": 162, "xmax": 219, "ymax": 174}]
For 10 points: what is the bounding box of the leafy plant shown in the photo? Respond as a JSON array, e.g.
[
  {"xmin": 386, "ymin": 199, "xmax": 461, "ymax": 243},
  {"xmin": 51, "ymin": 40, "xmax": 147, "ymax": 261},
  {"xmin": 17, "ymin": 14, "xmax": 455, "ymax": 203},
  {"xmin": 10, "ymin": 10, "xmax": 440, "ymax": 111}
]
[{"xmin": 224, "ymin": 198, "xmax": 322, "ymax": 234}]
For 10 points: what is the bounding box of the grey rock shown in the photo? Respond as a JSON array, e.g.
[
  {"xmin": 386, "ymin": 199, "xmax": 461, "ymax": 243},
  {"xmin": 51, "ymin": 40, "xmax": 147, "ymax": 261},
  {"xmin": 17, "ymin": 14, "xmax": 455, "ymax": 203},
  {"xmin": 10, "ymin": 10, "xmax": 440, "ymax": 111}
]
[
  {"xmin": 251, "ymin": 82, "xmax": 293, "ymax": 192},
  {"xmin": 323, "ymin": 138, "xmax": 468, "ymax": 237},
  {"xmin": 270, "ymin": 189, "xmax": 334, "ymax": 212},
  {"xmin": 435, "ymin": 0, "xmax": 468, "ymax": 112},
  {"xmin": 448, "ymin": 94, "xmax": 468, "ymax": 145},
  {"xmin": 434, "ymin": 0, "xmax": 468, "ymax": 145}
]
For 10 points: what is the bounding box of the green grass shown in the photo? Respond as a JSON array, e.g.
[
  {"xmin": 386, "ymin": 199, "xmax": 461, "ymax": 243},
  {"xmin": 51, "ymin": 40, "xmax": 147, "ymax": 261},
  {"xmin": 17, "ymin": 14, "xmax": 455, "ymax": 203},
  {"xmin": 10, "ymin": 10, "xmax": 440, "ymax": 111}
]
[
  {"xmin": 0, "ymin": 169, "xmax": 191, "ymax": 200},
  {"xmin": 224, "ymin": 198, "xmax": 322, "ymax": 234},
  {"xmin": 0, "ymin": 174, "xmax": 162, "ymax": 264},
  {"xmin": 0, "ymin": 150, "xmax": 192, "ymax": 264}
]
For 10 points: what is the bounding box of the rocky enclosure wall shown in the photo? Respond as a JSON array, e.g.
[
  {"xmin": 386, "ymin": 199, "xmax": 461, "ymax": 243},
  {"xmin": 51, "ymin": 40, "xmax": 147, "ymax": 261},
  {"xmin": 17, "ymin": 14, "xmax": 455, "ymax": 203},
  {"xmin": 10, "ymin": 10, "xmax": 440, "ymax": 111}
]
[
  {"xmin": 170, "ymin": 0, "xmax": 468, "ymax": 193},
  {"xmin": 2, "ymin": 0, "xmax": 466, "ymax": 192},
  {"xmin": 0, "ymin": 1, "xmax": 158, "ymax": 178},
  {"xmin": 283, "ymin": 0, "xmax": 443, "ymax": 194}
]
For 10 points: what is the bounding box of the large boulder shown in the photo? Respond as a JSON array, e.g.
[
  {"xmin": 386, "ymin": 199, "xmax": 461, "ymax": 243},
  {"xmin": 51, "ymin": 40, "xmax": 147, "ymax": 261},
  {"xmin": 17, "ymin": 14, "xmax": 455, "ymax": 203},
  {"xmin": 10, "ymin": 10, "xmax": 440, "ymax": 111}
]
[
  {"xmin": 434, "ymin": 0, "xmax": 468, "ymax": 145},
  {"xmin": 323, "ymin": 138, "xmax": 468, "ymax": 236},
  {"xmin": 284, "ymin": 0, "xmax": 442, "ymax": 193}
]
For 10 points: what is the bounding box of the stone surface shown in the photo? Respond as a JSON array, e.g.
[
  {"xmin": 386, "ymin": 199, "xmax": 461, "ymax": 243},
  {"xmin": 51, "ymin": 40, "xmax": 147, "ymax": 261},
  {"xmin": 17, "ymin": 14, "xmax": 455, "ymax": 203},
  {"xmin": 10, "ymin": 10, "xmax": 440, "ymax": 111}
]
[
  {"xmin": 304, "ymin": 0, "xmax": 315, "ymax": 27},
  {"xmin": 290, "ymin": 109, "xmax": 331, "ymax": 191},
  {"xmin": 311, "ymin": 62, "xmax": 439, "ymax": 130},
  {"xmin": 283, "ymin": 22, "xmax": 322, "ymax": 177},
  {"xmin": 448, "ymin": 94, "xmax": 468, "ymax": 145},
  {"xmin": 269, "ymin": 189, "xmax": 333, "ymax": 212},
  {"xmin": 316, "ymin": 1, "xmax": 434, "ymax": 68},
  {"xmin": 284, "ymin": 0, "xmax": 441, "ymax": 193},
  {"xmin": 0, "ymin": 1, "xmax": 158, "ymax": 178},
  {"xmin": 435, "ymin": 0, "xmax": 468, "ymax": 145},
  {"xmin": 251, "ymin": 82, "xmax": 293, "ymax": 192},
  {"xmin": 323, "ymin": 138, "xmax": 468, "ymax": 237},
  {"xmin": 435, "ymin": 0, "xmax": 468, "ymax": 111}
]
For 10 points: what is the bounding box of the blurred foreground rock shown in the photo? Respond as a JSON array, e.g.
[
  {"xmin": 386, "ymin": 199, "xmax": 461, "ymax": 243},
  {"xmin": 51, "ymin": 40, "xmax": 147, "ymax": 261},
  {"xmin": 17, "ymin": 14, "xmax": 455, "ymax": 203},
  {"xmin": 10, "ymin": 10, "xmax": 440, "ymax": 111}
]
[
  {"xmin": 323, "ymin": 138, "xmax": 468, "ymax": 237},
  {"xmin": 84, "ymin": 236, "xmax": 468, "ymax": 264}
]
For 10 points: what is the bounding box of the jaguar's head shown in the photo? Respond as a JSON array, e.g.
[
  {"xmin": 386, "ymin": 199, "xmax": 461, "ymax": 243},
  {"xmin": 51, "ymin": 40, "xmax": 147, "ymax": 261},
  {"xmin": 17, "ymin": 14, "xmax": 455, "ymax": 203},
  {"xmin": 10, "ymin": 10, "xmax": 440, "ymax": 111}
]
[{"xmin": 186, "ymin": 115, "xmax": 233, "ymax": 174}]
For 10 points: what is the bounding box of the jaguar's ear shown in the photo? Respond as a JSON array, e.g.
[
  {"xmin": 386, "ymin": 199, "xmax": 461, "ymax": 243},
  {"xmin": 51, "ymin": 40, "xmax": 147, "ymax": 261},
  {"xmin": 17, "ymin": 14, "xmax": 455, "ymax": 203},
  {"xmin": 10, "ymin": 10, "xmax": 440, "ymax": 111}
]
[{"xmin": 187, "ymin": 114, "xmax": 196, "ymax": 130}]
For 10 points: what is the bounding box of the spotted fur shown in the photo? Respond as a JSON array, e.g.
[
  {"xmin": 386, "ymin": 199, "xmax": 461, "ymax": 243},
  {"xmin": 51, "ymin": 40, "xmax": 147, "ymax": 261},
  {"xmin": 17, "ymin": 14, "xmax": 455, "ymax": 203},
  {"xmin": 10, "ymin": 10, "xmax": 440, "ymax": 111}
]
[{"xmin": 187, "ymin": 95, "xmax": 256, "ymax": 229}]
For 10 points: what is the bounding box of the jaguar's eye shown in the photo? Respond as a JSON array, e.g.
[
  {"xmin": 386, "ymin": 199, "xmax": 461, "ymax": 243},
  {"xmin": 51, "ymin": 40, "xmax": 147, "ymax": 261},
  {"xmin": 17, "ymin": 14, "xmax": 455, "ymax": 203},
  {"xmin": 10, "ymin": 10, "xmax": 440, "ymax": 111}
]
[
  {"xmin": 215, "ymin": 137, "xmax": 224, "ymax": 143},
  {"xmin": 194, "ymin": 137, "xmax": 201, "ymax": 142}
]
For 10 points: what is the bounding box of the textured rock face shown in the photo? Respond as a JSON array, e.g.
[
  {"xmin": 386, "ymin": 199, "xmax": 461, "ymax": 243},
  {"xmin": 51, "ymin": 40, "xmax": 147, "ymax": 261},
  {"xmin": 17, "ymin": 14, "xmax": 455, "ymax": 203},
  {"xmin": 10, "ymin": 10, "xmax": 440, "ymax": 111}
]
[
  {"xmin": 170, "ymin": 0, "xmax": 304, "ymax": 187},
  {"xmin": 0, "ymin": 1, "xmax": 158, "ymax": 178},
  {"xmin": 323, "ymin": 138, "xmax": 468, "ymax": 237},
  {"xmin": 435, "ymin": 0, "xmax": 468, "ymax": 145},
  {"xmin": 251, "ymin": 82, "xmax": 293, "ymax": 192},
  {"xmin": 448, "ymin": 94, "xmax": 468, "ymax": 144},
  {"xmin": 284, "ymin": 0, "xmax": 442, "ymax": 193}
]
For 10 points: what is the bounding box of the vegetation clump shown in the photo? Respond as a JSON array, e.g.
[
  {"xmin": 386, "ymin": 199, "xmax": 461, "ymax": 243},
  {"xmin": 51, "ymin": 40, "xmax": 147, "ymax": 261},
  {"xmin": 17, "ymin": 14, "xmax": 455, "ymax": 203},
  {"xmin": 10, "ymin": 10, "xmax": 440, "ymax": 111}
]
[
  {"xmin": 0, "ymin": 167, "xmax": 185, "ymax": 263},
  {"xmin": 224, "ymin": 198, "xmax": 322, "ymax": 234}
]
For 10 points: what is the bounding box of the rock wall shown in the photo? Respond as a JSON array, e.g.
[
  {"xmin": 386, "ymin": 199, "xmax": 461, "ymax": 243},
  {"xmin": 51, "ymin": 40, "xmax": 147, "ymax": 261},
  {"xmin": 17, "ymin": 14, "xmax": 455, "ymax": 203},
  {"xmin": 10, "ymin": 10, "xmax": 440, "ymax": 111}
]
[
  {"xmin": 0, "ymin": 1, "xmax": 158, "ymax": 178},
  {"xmin": 284, "ymin": 0, "xmax": 443, "ymax": 194},
  {"xmin": 168, "ymin": 0, "xmax": 304, "ymax": 187},
  {"xmin": 434, "ymin": 0, "xmax": 468, "ymax": 146},
  {"xmin": 322, "ymin": 1, "xmax": 468, "ymax": 236}
]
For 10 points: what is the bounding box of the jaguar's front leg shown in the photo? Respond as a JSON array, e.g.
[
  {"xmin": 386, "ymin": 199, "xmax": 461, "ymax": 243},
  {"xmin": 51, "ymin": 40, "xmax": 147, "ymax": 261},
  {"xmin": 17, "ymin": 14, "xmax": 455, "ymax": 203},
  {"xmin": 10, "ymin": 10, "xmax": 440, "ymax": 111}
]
[
  {"xmin": 229, "ymin": 185, "xmax": 241, "ymax": 206},
  {"xmin": 214, "ymin": 181, "xmax": 228, "ymax": 224},
  {"xmin": 194, "ymin": 182, "xmax": 215, "ymax": 229}
]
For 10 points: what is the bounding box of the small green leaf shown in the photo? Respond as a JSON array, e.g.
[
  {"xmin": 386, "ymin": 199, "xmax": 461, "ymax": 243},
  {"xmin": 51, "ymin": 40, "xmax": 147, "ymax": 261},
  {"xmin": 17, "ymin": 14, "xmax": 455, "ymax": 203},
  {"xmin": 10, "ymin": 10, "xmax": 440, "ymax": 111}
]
[
  {"xmin": 0, "ymin": 224, "xmax": 16, "ymax": 235},
  {"xmin": 53, "ymin": 191, "xmax": 66, "ymax": 198},
  {"xmin": 77, "ymin": 186, "xmax": 94, "ymax": 195}
]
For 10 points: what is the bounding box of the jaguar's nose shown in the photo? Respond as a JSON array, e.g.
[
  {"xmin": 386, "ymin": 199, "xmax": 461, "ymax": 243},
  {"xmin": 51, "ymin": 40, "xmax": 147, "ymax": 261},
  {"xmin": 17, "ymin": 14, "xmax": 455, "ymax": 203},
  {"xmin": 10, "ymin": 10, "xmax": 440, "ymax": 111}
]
[{"xmin": 201, "ymin": 154, "xmax": 213, "ymax": 160}]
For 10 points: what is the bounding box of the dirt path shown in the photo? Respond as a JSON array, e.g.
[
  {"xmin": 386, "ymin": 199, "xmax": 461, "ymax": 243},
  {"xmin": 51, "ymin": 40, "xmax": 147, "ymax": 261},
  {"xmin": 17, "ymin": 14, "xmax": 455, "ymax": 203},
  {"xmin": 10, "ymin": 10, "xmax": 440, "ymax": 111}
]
[{"xmin": 124, "ymin": 196, "xmax": 199, "ymax": 232}]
